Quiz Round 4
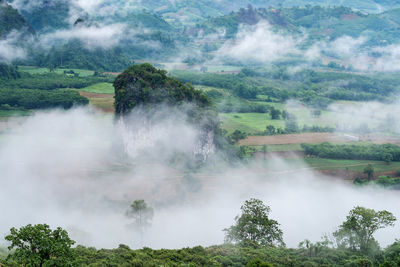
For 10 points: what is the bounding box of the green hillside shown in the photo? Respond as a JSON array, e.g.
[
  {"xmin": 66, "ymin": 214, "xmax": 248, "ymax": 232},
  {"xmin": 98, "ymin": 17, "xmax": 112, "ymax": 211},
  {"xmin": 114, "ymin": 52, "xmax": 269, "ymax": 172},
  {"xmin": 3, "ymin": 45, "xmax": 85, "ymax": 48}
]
[
  {"xmin": 0, "ymin": 1, "xmax": 33, "ymax": 37},
  {"xmin": 18, "ymin": 1, "xmax": 69, "ymax": 32}
]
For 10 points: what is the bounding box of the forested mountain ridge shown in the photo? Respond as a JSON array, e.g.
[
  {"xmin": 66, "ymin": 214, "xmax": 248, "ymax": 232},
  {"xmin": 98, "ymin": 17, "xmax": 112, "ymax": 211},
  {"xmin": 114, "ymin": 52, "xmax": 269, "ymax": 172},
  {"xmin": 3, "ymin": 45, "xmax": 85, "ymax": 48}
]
[
  {"xmin": 0, "ymin": 1, "xmax": 33, "ymax": 37},
  {"xmin": 193, "ymin": 5, "xmax": 400, "ymax": 46},
  {"xmin": 4, "ymin": 1, "xmax": 400, "ymax": 71},
  {"xmin": 8, "ymin": 0, "xmax": 400, "ymax": 31}
]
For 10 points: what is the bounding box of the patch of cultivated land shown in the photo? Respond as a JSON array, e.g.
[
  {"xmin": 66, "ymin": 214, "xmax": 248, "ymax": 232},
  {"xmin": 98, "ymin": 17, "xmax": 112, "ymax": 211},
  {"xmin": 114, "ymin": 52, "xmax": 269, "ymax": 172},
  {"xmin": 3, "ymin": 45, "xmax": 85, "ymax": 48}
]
[
  {"xmin": 239, "ymin": 133, "xmax": 360, "ymax": 146},
  {"xmin": 80, "ymin": 83, "xmax": 114, "ymax": 94},
  {"xmin": 78, "ymin": 91, "xmax": 114, "ymax": 113}
]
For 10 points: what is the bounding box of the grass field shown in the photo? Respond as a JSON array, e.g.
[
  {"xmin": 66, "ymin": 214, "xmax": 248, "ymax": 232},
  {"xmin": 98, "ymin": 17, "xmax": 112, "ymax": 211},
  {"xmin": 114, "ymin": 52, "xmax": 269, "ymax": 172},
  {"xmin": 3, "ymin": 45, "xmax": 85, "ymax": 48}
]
[
  {"xmin": 219, "ymin": 105, "xmax": 334, "ymax": 134},
  {"xmin": 220, "ymin": 113, "xmax": 284, "ymax": 133},
  {"xmin": 219, "ymin": 100, "xmax": 379, "ymax": 134},
  {"xmin": 18, "ymin": 66, "xmax": 95, "ymax": 77},
  {"xmin": 80, "ymin": 83, "xmax": 114, "ymax": 94},
  {"xmin": 77, "ymin": 83, "xmax": 114, "ymax": 112}
]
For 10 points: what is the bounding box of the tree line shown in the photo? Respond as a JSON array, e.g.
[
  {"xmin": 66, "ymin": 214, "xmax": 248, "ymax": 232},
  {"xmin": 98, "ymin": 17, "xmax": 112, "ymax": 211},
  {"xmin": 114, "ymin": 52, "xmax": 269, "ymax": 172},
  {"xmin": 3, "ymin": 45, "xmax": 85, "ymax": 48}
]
[
  {"xmin": 0, "ymin": 88, "xmax": 88, "ymax": 110},
  {"xmin": 0, "ymin": 72, "xmax": 113, "ymax": 91},
  {"xmin": 1, "ymin": 199, "xmax": 398, "ymax": 266},
  {"xmin": 302, "ymin": 143, "xmax": 400, "ymax": 163}
]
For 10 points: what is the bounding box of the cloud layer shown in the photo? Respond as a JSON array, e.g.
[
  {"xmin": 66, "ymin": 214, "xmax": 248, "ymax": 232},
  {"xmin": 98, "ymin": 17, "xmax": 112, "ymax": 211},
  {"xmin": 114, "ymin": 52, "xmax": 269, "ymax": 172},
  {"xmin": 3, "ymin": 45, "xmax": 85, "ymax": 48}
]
[
  {"xmin": 0, "ymin": 31, "xmax": 27, "ymax": 63},
  {"xmin": 0, "ymin": 107, "xmax": 399, "ymax": 249},
  {"xmin": 216, "ymin": 22, "xmax": 300, "ymax": 64},
  {"xmin": 41, "ymin": 23, "xmax": 127, "ymax": 49}
]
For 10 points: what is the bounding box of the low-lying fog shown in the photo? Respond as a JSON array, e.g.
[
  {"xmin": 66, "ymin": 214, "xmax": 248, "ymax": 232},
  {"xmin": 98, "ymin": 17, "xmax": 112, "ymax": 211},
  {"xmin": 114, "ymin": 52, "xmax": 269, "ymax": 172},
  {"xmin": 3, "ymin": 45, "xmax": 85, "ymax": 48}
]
[{"xmin": 0, "ymin": 107, "xmax": 399, "ymax": 249}]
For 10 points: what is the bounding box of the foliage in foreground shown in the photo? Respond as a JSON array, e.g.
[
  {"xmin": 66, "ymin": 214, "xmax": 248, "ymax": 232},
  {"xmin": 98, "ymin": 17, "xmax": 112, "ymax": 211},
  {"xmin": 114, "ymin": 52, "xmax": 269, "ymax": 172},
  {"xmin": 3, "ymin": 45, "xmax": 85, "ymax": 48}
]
[
  {"xmin": 4, "ymin": 243, "xmax": 400, "ymax": 267},
  {"xmin": 1, "ymin": 203, "xmax": 398, "ymax": 266},
  {"xmin": 4, "ymin": 224, "xmax": 75, "ymax": 267}
]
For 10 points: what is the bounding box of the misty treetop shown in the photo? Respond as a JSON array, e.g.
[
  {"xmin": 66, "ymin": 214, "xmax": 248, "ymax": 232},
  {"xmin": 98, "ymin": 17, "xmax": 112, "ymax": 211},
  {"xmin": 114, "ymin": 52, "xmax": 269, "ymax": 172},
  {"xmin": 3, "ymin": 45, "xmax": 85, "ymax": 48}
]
[{"xmin": 334, "ymin": 206, "xmax": 396, "ymax": 254}]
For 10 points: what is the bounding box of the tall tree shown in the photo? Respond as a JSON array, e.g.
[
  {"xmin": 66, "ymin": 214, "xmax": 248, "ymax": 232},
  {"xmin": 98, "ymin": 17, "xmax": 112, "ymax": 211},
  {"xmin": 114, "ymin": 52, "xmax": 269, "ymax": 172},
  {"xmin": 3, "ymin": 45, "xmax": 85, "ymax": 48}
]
[
  {"xmin": 126, "ymin": 200, "xmax": 154, "ymax": 246},
  {"xmin": 224, "ymin": 198, "xmax": 284, "ymax": 247},
  {"xmin": 333, "ymin": 206, "xmax": 396, "ymax": 254}
]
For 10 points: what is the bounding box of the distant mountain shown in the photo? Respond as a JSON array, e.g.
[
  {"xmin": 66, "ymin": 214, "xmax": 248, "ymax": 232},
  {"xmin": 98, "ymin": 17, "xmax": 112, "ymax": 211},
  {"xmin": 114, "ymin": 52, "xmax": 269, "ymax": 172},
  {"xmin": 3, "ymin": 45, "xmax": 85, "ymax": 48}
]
[
  {"xmin": 18, "ymin": 1, "xmax": 70, "ymax": 32},
  {"xmin": 5, "ymin": 0, "xmax": 400, "ymax": 70},
  {"xmin": 8, "ymin": 0, "xmax": 400, "ymax": 34},
  {"xmin": 7, "ymin": 1, "xmax": 176, "ymax": 33},
  {"xmin": 112, "ymin": 0, "xmax": 400, "ymax": 23},
  {"xmin": 275, "ymin": 0, "xmax": 400, "ymax": 14},
  {"xmin": 193, "ymin": 5, "xmax": 400, "ymax": 46},
  {"xmin": 0, "ymin": 1, "xmax": 33, "ymax": 37}
]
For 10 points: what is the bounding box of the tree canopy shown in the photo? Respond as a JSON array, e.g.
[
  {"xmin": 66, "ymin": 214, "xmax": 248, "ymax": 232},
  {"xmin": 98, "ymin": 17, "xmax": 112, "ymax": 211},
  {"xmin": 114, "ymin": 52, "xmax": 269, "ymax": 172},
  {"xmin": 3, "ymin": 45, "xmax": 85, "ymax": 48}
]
[
  {"xmin": 126, "ymin": 199, "xmax": 154, "ymax": 230},
  {"xmin": 224, "ymin": 198, "xmax": 285, "ymax": 247},
  {"xmin": 333, "ymin": 206, "xmax": 396, "ymax": 254},
  {"xmin": 5, "ymin": 224, "xmax": 75, "ymax": 267}
]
